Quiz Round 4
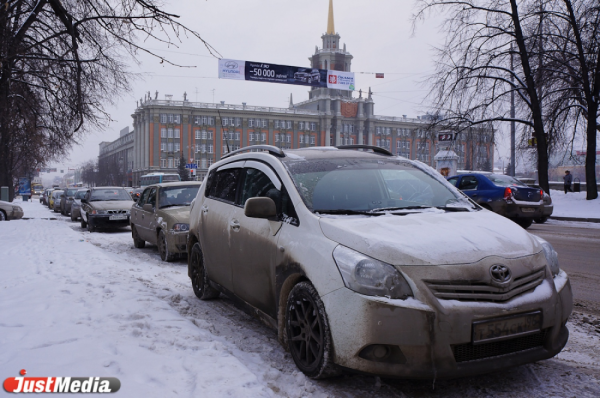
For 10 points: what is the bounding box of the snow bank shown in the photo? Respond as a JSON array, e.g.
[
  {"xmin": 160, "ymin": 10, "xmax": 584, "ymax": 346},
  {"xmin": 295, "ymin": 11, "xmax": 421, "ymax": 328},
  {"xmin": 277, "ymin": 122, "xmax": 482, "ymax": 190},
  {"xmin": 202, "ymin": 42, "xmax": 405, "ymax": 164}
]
[{"xmin": 550, "ymin": 189, "xmax": 600, "ymax": 218}]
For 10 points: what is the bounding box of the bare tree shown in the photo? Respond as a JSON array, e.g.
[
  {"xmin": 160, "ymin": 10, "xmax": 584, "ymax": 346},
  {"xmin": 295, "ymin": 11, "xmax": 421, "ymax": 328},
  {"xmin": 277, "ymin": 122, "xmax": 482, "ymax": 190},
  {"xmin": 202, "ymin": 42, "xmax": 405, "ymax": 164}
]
[
  {"xmin": 541, "ymin": 0, "xmax": 599, "ymax": 199},
  {"xmin": 0, "ymin": 0, "xmax": 219, "ymax": 200},
  {"xmin": 414, "ymin": 0, "xmax": 552, "ymax": 193}
]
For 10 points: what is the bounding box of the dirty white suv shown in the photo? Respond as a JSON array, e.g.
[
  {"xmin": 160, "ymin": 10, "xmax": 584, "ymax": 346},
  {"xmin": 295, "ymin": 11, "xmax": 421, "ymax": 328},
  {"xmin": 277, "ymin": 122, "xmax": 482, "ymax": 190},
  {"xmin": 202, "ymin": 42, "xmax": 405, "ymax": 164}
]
[{"xmin": 187, "ymin": 145, "xmax": 572, "ymax": 379}]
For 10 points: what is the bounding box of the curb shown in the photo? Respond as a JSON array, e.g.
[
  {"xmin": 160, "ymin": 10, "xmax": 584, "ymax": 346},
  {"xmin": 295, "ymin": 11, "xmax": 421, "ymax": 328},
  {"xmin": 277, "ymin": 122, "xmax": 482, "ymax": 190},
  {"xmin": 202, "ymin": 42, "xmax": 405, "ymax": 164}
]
[{"xmin": 550, "ymin": 216, "xmax": 600, "ymax": 223}]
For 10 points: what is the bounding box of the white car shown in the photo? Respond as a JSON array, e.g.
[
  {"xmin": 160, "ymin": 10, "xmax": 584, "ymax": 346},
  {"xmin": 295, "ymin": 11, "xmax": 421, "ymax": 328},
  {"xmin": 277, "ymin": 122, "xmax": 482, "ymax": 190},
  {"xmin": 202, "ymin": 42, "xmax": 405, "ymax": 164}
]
[{"xmin": 186, "ymin": 145, "xmax": 573, "ymax": 379}]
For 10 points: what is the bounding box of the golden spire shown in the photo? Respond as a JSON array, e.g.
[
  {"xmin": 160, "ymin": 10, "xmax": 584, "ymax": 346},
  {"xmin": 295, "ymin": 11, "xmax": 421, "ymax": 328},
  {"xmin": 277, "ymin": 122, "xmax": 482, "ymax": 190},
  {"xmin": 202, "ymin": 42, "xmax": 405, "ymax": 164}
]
[{"xmin": 327, "ymin": 0, "xmax": 335, "ymax": 34}]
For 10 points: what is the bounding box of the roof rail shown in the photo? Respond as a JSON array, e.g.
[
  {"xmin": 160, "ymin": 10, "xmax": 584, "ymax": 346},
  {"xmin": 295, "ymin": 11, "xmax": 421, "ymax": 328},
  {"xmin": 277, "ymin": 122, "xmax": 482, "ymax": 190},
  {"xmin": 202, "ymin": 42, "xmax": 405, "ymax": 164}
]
[
  {"xmin": 335, "ymin": 145, "xmax": 393, "ymax": 156},
  {"xmin": 220, "ymin": 145, "xmax": 286, "ymax": 160}
]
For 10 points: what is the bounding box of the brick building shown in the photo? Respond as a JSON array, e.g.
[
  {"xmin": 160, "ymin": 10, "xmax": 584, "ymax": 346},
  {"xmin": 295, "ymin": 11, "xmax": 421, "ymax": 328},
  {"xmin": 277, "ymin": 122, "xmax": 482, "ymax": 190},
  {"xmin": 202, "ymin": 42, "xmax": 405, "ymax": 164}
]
[{"xmin": 121, "ymin": 1, "xmax": 494, "ymax": 185}]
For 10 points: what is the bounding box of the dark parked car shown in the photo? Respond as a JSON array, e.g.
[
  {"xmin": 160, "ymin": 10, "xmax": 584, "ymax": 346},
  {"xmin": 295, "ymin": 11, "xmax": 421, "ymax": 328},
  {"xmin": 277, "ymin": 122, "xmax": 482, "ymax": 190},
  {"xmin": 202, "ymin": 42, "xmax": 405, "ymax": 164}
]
[
  {"xmin": 60, "ymin": 188, "xmax": 81, "ymax": 216},
  {"xmin": 447, "ymin": 173, "xmax": 544, "ymax": 228},
  {"xmin": 80, "ymin": 187, "xmax": 134, "ymax": 232},
  {"xmin": 70, "ymin": 189, "xmax": 88, "ymax": 221}
]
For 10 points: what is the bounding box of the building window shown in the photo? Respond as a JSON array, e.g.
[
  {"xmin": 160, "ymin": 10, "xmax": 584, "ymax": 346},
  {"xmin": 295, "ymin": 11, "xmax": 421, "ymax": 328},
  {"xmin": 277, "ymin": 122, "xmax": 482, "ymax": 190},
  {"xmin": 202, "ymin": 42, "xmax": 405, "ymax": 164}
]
[
  {"xmin": 168, "ymin": 128, "xmax": 173, "ymax": 138},
  {"xmin": 248, "ymin": 119, "xmax": 254, "ymax": 128},
  {"xmin": 161, "ymin": 143, "xmax": 167, "ymax": 152},
  {"xmin": 168, "ymin": 158, "xmax": 174, "ymax": 168},
  {"xmin": 310, "ymin": 136, "xmax": 315, "ymax": 145},
  {"xmin": 160, "ymin": 114, "xmax": 167, "ymax": 123},
  {"xmin": 208, "ymin": 144, "xmax": 213, "ymax": 153},
  {"xmin": 168, "ymin": 142, "xmax": 173, "ymax": 152},
  {"xmin": 286, "ymin": 134, "xmax": 291, "ymax": 143},
  {"xmin": 350, "ymin": 125, "xmax": 354, "ymax": 133},
  {"xmin": 261, "ymin": 133, "xmax": 266, "ymax": 142},
  {"xmin": 311, "ymin": 122, "xmax": 316, "ymax": 131},
  {"xmin": 299, "ymin": 134, "xmax": 304, "ymax": 144},
  {"xmin": 286, "ymin": 121, "xmax": 292, "ymax": 129},
  {"xmin": 262, "ymin": 119, "xmax": 267, "ymax": 128},
  {"xmin": 201, "ymin": 159, "xmax": 207, "ymax": 169},
  {"xmin": 350, "ymin": 137, "xmax": 355, "ymax": 144},
  {"xmin": 275, "ymin": 134, "xmax": 279, "ymax": 142},
  {"xmin": 275, "ymin": 120, "xmax": 280, "ymax": 129},
  {"xmin": 207, "ymin": 131, "xmax": 213, "ymax": 139},
  {"xmin": 161, "ymin": 128, "xmax": 167, "ymax": 138},
  {"xmin": 174, "ymin": 143, "xmax": 180, "ymax": 152},
  {"xmin": 168, "ymin": 114, "xmax": 174, "ymax": 123},
  {"xmin": 161, "ymin": 158, "xmax": 167, "ymax": 168},
  {"xmin": 299, "ymin": 121, "xmax": 304, "ymax": 130},
  {"xmin": 174, "ymin": 158, "xmax": 180, "ymax": 167},
  {"xmin": 195, "ymin": 130, "xmax": 201, "ymax": 139},
  {"xmin": 208, "ymin": 158, "xmax": 213, "ymax": 167},
  {"xmin": 174, "ymin": 128, "xmax": 180, "ymax": 139},
  {"xmin": 249, "ymin": 133, "xmax": 255, "ymax": 141}
]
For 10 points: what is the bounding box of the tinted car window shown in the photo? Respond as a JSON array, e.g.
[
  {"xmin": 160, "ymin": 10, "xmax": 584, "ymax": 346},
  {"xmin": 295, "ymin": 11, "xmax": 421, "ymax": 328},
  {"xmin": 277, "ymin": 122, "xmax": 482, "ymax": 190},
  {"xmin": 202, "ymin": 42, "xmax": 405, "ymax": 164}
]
[
  {"xmin": 240, "ymin": 168, "xmax": 299, "ymax": 225},
  {"xmin": 447, "ymin": 177, "xmax": 458, "ymax": 186},
  {"xmin": 208, "ymin": 169, "xmax": 241, "ymax": 203},
  {"xmin": 147, "ymin": 187, "xmax": 157, "ymax": 208},
  {"xmin": 139, "ymin": 188, "xmax": 152, "ymax": 206},
  {"xmin": 458, "ymin": 176, "xmax": 479, "ymax": 190},
  {"xmin": 75, "ymin": 190, "xmax": 87, "ymax": 199}
]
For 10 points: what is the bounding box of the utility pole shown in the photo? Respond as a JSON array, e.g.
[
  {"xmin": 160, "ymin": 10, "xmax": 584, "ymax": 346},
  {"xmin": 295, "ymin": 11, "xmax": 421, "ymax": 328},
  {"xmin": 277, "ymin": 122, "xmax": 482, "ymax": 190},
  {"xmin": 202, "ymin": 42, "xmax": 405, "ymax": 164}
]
[{"xmin": 510, "ymin": 43, "xmax": 516, "ymax": 177}]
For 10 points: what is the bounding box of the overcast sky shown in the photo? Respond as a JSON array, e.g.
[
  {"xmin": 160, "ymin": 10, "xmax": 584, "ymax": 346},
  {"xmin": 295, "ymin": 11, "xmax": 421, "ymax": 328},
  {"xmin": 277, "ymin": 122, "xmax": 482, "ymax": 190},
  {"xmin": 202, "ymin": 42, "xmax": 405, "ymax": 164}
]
[{"xmin": 45, "ymin": 0, "xmax": 514, "ymax": 183}]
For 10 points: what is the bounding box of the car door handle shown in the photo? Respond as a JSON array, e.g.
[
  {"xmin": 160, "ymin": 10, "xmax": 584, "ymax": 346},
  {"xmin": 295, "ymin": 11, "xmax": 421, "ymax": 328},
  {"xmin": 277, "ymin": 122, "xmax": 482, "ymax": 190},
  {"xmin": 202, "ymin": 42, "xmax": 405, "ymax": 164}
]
[
  {"xmin": 201, "ymin": 205, "xmax": 208, "ymax": 214},
  {"xmin": 230, "ymin": 219, "xmax": 240, "ymax": 232}
]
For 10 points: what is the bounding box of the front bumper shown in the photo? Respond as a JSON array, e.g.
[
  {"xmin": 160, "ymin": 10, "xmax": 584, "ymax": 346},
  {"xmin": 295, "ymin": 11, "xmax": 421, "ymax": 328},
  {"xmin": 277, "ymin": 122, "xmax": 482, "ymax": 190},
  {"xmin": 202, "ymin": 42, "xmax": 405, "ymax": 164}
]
[
  {"xmin": 322, "ymin": 270, "xmax": 572, "ymax": 379},
  {"xmin": 88, "ymin": 215, "xmax": 130, "ymax": 229},
  {"xmin": 7, "ymin": 209, "xmax": 24, "ymax": 220},
  {"xmin": 166, "ymin": 230, "xmax": 188, "ymax": 254}
]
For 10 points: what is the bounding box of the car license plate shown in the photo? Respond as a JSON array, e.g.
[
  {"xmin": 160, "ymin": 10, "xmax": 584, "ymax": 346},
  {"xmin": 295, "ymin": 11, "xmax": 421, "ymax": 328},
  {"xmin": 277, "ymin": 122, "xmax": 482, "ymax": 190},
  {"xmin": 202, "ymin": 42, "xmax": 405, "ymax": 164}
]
[
  {"xmin": 521, "ymin": 207, "xmax": 535, "ymax": 213},
  {"xmin": 472, "ymin": 311, "xmax": 542, "ymax": 344},
  {"xmin": 109, "ymin": 215, "xmax": 128, "ymax": 220}
]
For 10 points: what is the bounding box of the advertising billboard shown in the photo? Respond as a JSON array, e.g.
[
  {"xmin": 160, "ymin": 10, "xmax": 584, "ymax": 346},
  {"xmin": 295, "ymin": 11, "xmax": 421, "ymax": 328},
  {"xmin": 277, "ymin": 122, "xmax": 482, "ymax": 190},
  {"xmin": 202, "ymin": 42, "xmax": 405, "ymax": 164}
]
[{"xmin": 218, "ymin": 59, "xmax": 355, "ymax": 91}]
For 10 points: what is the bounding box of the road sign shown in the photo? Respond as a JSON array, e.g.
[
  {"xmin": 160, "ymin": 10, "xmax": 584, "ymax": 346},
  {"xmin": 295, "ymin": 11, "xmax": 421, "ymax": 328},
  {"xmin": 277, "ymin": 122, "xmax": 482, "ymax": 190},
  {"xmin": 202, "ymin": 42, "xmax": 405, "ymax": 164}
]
[
  {"xmin": 185, "ymin": 163, "xmax": 198, "ymax": 169},
  {"xmin": 438, "ymin": 133, "xmax": 454, "ymax": 142}
]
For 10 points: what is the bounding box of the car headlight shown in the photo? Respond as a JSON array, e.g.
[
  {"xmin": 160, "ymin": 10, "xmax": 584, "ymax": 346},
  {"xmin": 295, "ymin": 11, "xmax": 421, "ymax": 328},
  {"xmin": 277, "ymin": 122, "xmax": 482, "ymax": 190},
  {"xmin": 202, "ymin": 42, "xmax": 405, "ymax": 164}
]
[
  {"xmin": 172, "ymin": 223, "xmax": 189, "ymax": 232},
  {"xmin": 333, "ymin": 245, "xmax": 413, "ymax": 299},
  {"xmin": 12, "ymin": 206, "xmax": 22, "ymax": 212},
  {"xmin": 91, "ymin": 210, "xmax": 108, "ymax": 215},
  {"xmin": 534, "ymin": 237, "xmax": 559, "ymax": 277}
]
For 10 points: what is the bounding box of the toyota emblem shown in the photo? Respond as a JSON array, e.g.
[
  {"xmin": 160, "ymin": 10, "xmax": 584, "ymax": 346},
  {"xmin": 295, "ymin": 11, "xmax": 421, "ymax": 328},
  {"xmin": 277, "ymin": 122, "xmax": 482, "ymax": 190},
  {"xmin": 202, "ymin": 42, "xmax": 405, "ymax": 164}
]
[{"xmin": 490, "ymin": 264, "xmax": 512, "ymax": 283}]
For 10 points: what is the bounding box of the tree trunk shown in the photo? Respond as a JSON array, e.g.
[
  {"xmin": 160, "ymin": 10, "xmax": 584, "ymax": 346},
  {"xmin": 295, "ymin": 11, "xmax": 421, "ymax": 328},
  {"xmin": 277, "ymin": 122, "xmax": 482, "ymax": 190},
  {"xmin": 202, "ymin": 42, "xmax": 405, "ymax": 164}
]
[{"xmin": 585, "ymin": 102, "xmax": 598, "ymax": 199}]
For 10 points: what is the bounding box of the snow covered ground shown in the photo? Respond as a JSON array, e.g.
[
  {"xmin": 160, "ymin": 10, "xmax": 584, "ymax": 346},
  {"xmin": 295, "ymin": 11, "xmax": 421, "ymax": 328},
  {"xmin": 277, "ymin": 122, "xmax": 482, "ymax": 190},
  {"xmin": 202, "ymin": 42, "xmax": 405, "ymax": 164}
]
[
  {"xmin": 1, "ymin": 201, "xmax": 599, "ymax": 397},
  {"xmin": 549, "ymin": 189, "xmax": 600, "ymax": 219}
]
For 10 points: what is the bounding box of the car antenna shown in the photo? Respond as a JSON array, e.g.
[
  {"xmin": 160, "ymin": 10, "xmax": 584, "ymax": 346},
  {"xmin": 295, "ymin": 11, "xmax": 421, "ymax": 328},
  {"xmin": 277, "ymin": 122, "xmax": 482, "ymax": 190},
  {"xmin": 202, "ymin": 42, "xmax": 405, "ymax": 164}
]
[{"xmin": 216, "ymin": 108, "xmax": 230, "ymax": 155}]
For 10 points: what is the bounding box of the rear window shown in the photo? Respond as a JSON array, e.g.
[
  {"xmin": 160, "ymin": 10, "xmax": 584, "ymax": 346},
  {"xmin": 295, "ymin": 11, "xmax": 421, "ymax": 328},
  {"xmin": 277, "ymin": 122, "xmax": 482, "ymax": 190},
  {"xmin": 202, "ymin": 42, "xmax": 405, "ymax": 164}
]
[
  {"xmin": 487, "ymin": 174, "xmax": 528, "ymax": 187},
  {"xmin": 90, "ymin": 189, "xmax": 132, "ymax": 201}
]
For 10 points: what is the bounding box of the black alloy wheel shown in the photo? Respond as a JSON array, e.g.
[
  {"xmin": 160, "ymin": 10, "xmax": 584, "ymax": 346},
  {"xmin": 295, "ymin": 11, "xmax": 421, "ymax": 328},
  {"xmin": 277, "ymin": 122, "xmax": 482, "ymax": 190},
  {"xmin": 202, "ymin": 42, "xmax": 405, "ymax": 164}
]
[
  {"xmin": 131, "ymin": 225, "xmax": 145, "ymax": 248},
  {"xmin": 285, "ymin": 282, "xmax": 339, "ymax": 379},
  {"xmin": 189, "ymin": 243, "xmax": 219, "ymax": 300}
]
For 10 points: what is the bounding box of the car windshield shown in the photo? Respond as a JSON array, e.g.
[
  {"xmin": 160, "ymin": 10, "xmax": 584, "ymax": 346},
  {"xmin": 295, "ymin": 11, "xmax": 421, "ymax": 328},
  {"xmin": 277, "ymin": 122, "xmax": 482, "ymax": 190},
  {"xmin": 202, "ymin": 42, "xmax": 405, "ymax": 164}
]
[
  {"xmin": 159, "ymin": 185, "xmax": 200, "ymax": 208},
  {"xmin": 283, "ymin": 157, "xmax": 472, "ymax": 213},
  {"xmin": 53, "ymin": 191, "xmax": 63, "ymax": 198},
  {"xmin": 65, "ymin": 189, "xmax": 78, "ymax": 196},
  {"xmin": 90, "ymin": 189, "xmax": 132, "ymax": 201},
  {"xmin": 487, "ymin": 174, "xmax": 528, "ymax": 187},
  {"xmin": 75, "ymin": 190, "xmax": 87, "ymax": 199}
]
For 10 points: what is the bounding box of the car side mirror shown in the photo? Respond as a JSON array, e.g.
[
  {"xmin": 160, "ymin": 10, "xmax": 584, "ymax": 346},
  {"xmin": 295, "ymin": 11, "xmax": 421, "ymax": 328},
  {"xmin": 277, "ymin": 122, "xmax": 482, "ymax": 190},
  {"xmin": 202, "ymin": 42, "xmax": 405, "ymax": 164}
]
[
  {"xmin": 244, "ymin": 197, "xmax": 277, "ymax": 219},
  {"xmin": 143, "ymin": 203, "xmax": 154, "ymax": 212}
]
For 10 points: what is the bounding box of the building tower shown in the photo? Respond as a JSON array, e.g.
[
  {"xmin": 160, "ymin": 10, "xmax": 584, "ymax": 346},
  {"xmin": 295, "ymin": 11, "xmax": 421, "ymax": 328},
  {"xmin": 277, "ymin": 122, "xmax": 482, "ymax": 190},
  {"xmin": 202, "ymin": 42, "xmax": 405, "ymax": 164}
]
[{"xmin": 309, "ymin": 0, "xmax": 353, "ymax": 100}]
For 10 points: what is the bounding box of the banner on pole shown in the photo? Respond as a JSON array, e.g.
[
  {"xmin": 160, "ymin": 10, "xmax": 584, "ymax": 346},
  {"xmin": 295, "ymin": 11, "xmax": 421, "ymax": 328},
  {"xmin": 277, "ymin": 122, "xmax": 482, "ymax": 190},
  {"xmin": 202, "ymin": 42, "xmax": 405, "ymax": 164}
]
[{"xmin": 218, "ymin": 59, "xmax": 355, "ymax": 91}]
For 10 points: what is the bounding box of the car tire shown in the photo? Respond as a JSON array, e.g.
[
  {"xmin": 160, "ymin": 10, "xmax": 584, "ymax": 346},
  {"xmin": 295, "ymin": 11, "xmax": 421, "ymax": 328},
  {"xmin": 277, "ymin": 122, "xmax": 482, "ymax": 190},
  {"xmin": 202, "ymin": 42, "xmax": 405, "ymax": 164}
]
[
  {"xmin": 534, "ymin": 216, "xmax": 548, "ymax": 224},
  {"xmin": 80, "ymin": 217, "xmax": 87, "ymax": 229},
  {"xmin": 157, "ymin": 229, "xmax": 175, "ymax": 262},
  {"xmin": 0, "ymin": 210, "xmax": 6, "ymax": 221},
  {"xmin": 514, "ymin": 218, "xmax": 533, "ymax": 229},
  {"xmin": 71, "ymin": 211, "xmax": 77, "ymax": 222},
  {"xmin": 87, "ymin": 219, "xmax": 95, "ymax": 233},
  {"xmin": 189, "ymin": 242, "xmax": 219, "ymax": 300},
  {"xmin": 132, "ymin": 225, "xmax": 146, "ymax": 248},
  {"xmin": 285, "ymin": 281, "xmax": 341, "ymax": 379}
]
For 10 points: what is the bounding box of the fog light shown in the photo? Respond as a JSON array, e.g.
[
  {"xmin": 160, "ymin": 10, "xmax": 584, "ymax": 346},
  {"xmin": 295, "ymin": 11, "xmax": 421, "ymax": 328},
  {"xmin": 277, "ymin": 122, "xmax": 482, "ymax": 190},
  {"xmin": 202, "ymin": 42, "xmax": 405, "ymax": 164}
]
[{"xmin": 358, "ymin": 344, "xmax": 406, "ymax": 364}]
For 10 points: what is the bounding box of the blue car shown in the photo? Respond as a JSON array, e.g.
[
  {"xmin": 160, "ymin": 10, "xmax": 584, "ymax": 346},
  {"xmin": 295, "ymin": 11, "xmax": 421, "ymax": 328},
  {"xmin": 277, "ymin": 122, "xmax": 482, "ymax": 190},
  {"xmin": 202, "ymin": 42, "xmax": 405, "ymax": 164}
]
[{"xmin": 447, "ymin": 173, "xmax": 544, "ymax": 228}]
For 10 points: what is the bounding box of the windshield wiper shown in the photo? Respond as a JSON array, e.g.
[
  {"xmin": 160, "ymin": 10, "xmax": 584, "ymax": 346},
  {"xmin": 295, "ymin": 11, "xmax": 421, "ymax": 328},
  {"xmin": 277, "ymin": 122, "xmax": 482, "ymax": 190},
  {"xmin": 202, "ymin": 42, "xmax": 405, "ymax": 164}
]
[
  {"xmin": 314, "ymin": 209, "xmax": 382, "ymax": 216},
  {"xmin": 369, "ymin": 205, "xmax": 432, "ymax": 213}
]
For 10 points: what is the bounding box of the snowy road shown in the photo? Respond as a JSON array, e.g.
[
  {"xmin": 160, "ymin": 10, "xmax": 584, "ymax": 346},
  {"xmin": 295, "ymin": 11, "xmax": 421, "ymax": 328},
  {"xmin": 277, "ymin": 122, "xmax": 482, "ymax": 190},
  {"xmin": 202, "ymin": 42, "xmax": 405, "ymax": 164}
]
[{"xmin": 1, "ymin": 201, "xmax": 599, "ymax": 397}]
